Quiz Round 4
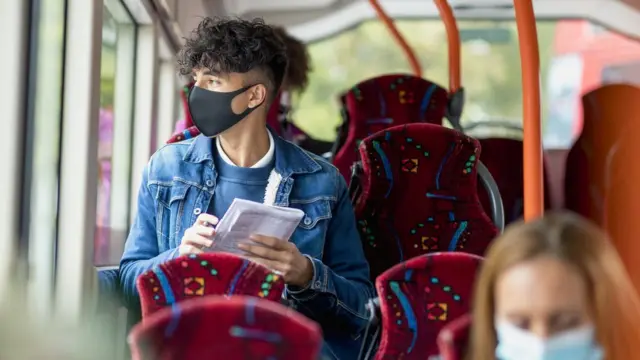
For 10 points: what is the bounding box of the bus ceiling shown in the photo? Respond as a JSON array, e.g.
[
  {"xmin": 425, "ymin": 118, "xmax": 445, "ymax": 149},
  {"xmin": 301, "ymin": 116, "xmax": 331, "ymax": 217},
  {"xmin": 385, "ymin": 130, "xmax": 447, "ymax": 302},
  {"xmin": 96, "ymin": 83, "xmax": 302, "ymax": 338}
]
[{"xmin": 180, "ymin": 0, "xmax": 640, "ymax": 43}]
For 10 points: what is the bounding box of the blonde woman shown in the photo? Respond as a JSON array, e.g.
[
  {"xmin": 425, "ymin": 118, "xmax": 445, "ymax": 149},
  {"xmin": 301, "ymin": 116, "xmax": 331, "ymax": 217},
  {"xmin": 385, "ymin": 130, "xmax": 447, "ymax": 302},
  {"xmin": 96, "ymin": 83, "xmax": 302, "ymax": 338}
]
[{"xmin": 469, "ymin": 212, "xmax": 640, "ymax": 360}]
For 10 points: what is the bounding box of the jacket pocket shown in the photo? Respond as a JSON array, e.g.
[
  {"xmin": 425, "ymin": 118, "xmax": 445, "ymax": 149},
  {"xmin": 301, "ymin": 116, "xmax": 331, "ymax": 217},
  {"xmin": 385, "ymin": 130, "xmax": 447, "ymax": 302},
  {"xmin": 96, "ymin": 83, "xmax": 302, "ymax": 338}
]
[
  {"xmin": 155, "ymin": 181, "xmax": 191, "ymax": 250},
  {"xmin": 289, "ymin": 197, "xmax": 333, "ymax": 259}
]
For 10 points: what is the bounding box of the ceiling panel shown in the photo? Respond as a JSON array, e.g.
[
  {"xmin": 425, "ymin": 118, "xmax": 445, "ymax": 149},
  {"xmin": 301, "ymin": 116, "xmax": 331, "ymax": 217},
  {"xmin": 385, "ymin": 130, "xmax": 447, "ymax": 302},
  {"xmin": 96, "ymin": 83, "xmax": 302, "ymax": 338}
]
[{"xmin": 171, "ymin": 0, "xmax": 640, "ymax": 43}]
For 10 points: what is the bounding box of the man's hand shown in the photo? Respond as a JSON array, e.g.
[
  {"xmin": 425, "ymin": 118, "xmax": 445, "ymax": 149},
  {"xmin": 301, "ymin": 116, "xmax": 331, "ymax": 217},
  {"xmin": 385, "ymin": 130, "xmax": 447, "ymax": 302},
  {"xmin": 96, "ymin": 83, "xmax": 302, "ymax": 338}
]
[
  {"xmin": 238, "ymin": 235, "xmax": 313, "ymax": 288},
  {"xmin": 178, "ymin": 214, "xmax": 219, "ymax": 256}
]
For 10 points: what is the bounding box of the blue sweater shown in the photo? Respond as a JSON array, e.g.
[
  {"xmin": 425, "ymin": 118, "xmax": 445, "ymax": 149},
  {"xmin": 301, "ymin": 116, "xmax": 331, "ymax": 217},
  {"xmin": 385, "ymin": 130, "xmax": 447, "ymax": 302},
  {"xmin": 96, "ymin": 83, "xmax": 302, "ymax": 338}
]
[{"xmin": 209, "ymin": 147, "xmax": 274, "ymax": 218}]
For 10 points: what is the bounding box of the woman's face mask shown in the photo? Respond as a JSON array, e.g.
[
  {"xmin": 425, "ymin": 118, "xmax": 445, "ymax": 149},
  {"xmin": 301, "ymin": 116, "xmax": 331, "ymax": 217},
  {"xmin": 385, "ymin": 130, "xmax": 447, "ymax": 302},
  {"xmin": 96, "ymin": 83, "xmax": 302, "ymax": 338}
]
[{"xmin": 495, "ymin": 321, "xmax": 603, "ymax": 360}]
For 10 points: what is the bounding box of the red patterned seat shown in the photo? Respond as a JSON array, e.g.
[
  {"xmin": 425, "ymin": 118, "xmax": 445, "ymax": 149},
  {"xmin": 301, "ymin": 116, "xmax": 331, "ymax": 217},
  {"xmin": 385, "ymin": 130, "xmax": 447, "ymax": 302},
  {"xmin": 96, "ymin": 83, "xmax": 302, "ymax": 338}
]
[
  {"xmin": 437, "ymin": 313, "xmax": 472, "ymax": 360},
  {"xmin": 136, "ymin": 253, "xmax": 285, "ymax": 318},
  {"xmin": 477, "ymin": 138, "xmax": 552, "ymax": 224},
  {"xmin": 166, "ymin": 125, "xmax": 201, "ymax": 144},
  {"xmin": 129, "ymin": 296, "xmax": 322, "ymax": 360},
  {"xmin": 374, "ymin": 252, "xmax": 482, "ymax": 359},
  {"xmin": 352, "ymin": 123, "xmax": 498, "ymax": 279},
  {"xmin": 333, "ymin": 74, "xmax": 449, "ymax": 181}
]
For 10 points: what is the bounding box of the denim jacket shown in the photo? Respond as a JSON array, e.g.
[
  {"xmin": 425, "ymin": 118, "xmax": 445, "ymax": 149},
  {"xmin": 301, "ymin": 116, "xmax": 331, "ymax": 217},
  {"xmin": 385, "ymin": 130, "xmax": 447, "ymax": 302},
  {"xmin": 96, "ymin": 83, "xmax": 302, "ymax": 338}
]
[{"xmin": 119, "ymin": 133, "xmax": 374, "ymax": 359}]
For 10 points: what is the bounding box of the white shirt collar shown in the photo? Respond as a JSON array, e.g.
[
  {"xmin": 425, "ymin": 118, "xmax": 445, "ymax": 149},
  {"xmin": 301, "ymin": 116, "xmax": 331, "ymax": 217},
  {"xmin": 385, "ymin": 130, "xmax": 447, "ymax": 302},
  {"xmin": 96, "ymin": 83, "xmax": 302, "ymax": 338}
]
[{"xmin": 215, "ymin": 129, "xmax": 275, "ymax": 168}]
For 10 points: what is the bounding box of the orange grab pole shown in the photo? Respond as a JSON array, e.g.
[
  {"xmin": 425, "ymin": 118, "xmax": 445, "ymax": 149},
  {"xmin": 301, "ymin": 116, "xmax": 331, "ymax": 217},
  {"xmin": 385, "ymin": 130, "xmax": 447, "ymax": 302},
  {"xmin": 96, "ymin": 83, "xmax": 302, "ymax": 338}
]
[
  {"xmin": 433, "ymin": 0, "xmax": 460, "ymax": 92},
  {"xmin": 514, "ymin": 0, "xmax": 544, "ymax": 220},
  {"xmin": 369, "ymin": 0, "xmax": 422, "ymax": 76}
]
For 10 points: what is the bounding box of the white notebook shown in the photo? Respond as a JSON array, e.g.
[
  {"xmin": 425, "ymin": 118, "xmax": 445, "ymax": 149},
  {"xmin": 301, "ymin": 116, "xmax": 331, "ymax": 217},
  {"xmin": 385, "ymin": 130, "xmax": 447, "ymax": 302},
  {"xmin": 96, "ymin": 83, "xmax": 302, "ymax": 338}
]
[{"xmin": 205, "ymin": 198, "xmax": 305, "ymax": 256}]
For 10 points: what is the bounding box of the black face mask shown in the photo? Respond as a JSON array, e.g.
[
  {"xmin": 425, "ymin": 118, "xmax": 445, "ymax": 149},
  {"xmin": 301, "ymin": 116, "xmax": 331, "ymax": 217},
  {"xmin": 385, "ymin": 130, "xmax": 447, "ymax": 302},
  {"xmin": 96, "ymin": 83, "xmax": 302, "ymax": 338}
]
[{"xmin": 188, "ymin": 85, "xmax": 263, "ymax": 137}]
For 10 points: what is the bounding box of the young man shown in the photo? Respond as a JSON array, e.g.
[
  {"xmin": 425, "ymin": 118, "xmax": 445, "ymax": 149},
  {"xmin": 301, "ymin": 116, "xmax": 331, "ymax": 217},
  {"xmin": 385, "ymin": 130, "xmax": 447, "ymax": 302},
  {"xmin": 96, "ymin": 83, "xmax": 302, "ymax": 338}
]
[
  {"xmin": 119, "ymin": 17, "xmax": 374, "ymax": 359},
  {"xmin": 169, "ymin": 25, "xmax": 335, "ymax": 156}
]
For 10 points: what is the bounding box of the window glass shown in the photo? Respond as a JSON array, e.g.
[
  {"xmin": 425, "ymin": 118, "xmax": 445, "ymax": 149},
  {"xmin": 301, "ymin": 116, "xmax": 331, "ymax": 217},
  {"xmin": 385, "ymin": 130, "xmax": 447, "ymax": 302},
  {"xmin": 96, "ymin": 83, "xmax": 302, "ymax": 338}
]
[
  {"xmin": 295, "ymin": 20, "xmax": 640, "ymax": 149},
  {"xmin": 26, "ymin": 0, "xmax": 66, "ymax": 313},
  {"xmin": 94, "ymin": 8, "xmax": 135, "ymax": 266}
]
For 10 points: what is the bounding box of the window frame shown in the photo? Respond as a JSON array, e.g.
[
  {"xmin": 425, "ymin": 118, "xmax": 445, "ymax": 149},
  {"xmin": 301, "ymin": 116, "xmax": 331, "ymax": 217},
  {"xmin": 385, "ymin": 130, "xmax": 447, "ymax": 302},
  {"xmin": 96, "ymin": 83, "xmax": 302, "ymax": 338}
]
[
  {"xmin": 155, "ymin": 29, "xmax": 182, "ymax": 151},
  {"xmin": 21, "ymin": 0, "xmax": 70, "ymax": 318},
  {"xmin": 54, "ymin": 0, "xmax": 104, "ymax": 321},
  {"xmin": 0, "ymin": 0, "xmax": 30, "ymax": 298}
]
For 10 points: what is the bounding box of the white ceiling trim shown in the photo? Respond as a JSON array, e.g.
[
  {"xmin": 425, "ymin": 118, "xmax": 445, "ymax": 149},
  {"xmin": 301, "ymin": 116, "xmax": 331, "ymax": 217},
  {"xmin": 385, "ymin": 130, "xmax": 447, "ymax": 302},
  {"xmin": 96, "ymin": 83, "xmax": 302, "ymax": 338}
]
[
  {"xmin": 285, "ymin": 0, "xmax": 640, "ymax": 43},
  {"xmin": 224, "ymin": 0, "xmax": 340, "ymax": 15},
  {"xmin": 122, "ymin": 0, "xmax": 155, "ymax": 24}
]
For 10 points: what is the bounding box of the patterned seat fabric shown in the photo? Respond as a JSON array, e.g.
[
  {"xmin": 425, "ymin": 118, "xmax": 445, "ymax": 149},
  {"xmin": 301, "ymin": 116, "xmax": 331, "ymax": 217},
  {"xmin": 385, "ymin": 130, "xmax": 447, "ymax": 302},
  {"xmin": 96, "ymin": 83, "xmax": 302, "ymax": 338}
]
[
  {"xmin": 129, "ymin": 296, "xmax": 322, "ymax": 360},
  {"xmin": 374, "ymin": 252, "xmax": 482, "ymax": 359},
  {"xmin": 136, "ymin": 253, "xmax": 285, "ymax": 318},
  {"xmin": 166, "ymin": 125, "xmax": 201, "ymax": 144},
  {"xmin": 166, "ymin": 92, "xmax": 289, "ymax": 144},
  {"xmin": 476, "ymin": 138, "xmax": 552, "ymax": 225},
  {"xmin": 437, "ymin": 313, "xmax": 472, "ymax": 360},
  {"xmin": 174, "ymin": 82, "xmax": 196, "ymax": 133},
  {"xmin": 333, "ymin": 74, "xmax": 449, "ymax": 181},
  {"xmin": 352, "ymin": 123, "xmax": 497, "ymax": 279}
]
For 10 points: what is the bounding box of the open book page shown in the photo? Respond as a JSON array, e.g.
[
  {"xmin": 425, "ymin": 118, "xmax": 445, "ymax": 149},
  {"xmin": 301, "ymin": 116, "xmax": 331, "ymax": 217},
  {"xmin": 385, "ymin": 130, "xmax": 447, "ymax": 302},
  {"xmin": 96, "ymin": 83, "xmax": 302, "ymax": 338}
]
[{"xmin": 205, "ymin": 198, "xmax": 304, "ymax": 256}]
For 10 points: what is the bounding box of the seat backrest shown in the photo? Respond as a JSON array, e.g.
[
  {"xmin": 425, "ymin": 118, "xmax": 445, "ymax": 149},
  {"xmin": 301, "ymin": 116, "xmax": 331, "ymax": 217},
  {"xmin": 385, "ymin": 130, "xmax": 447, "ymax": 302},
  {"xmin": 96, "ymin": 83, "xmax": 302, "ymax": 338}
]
[
  {"xmin": 174, "ymin": 82, "xmax": 195, "ymax": 133},
  {"xmin": 604, "ymin": 96, "xmax": 640, "ymax": 296},
  {"xmin": 352, "ymin": 123, "xmax": 497, "ymax": 279},
  {"xmin": 129, "ymin": 296, "xmax": 322, "ymax": 360},
  {"xmin": 333, "ymin": 74, "xmax": 449, "ymax": 181},
  {"xmin": 437, "ymin": 314, "xmax": 472, "ymax": 360},
  {"xmin": 374, "ymin": 252, "xmax": 483, "ymax": 359},
  {"xmin": 565, "ymin": 84, "xmax": 640, "ymax": 225},
  {"xmin": 136, "ymin": 253, "xmax": 285, "ymax": 318},
  {"xmin": 476, "ymin": 138, "xmax": 552, "ymax": 224}
]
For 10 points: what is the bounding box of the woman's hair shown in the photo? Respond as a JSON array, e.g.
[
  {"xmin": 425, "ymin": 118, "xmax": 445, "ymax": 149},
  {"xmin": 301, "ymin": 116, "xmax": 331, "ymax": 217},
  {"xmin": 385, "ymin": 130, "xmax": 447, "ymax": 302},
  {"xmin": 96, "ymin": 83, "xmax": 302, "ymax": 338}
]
[
  {"xmin": 469, "ymin": 211, "xmax": 640, "ymax": 360},
  {"xmin": 272, "ymin": 26, "xmax": 311, "ymax": 94}
]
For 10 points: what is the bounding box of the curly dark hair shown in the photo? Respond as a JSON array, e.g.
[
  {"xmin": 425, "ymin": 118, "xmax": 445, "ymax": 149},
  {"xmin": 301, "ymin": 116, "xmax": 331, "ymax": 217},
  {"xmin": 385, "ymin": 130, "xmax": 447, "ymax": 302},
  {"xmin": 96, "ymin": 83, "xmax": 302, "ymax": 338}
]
[
  {"xmin": 177, "ymin": 17, "xmax": 288, "ymax": 100},
  {"xmin": 272, "ymin": 26, "xmax": 311, "ymax": 94}
]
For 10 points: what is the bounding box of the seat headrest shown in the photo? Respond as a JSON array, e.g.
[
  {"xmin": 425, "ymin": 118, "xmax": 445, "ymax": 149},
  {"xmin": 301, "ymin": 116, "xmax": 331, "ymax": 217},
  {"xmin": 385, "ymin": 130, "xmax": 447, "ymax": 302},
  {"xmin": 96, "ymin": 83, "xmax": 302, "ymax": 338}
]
[
  {"xmin": 129, "ymin": 296, "xmax": 322, "ymax": 360},
  {"xmin": 375, "ymin": 252, "xmax": 482, "ymax": 358},
  {"xmin": 343, "ymin": 74, "xmax": 448, "ymax": 128},
  {"xmin": 355, "ymin": 123, "xmax": 482, "ymax": 216},
  {"xmin": 136, "ymin": 253, "xmax": 285, "ymax": 318}
]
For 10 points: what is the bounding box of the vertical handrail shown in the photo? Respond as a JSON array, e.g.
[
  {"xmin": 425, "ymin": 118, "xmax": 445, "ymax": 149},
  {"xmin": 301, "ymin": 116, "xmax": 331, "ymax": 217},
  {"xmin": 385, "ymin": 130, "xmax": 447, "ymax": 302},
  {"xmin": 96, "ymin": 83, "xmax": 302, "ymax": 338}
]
[
  {"xmin": 368, "ymin": 0, "xmax": 422, "ymax": 76},
  {"xmin": 433, "ymin": 0, "xmax": 460, "ymax": 92},
  {"xmin": 514, "ymin": 0, "xmax": 544, "ymax": 220}
]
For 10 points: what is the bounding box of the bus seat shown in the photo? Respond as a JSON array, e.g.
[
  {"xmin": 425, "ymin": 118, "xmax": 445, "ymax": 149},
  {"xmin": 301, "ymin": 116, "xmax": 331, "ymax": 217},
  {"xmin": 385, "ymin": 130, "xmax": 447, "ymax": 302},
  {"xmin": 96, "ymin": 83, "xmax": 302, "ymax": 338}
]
[
  {"xmin": 166, "ymin": 126, "xmax": 200, "ymax": 143},
  {"xmin": 129, "ymin": 296, "xmax": 322, "ymax": 360},
  {"xmin": 97, "ymin": 268, "xmax": 119, "ymax": 299},
  {"xmin": 564, "ymin": 135, "xmax": 595, "ymax": 221},
  {"xmin": 97, "ymin": 268, "xmax": 122, "ymax": 313},
  {"xmin": 437, "ymin": 313, "xmax": 472, "ymax": 360},
  {"xmin": 476, "ymin": 138, "xmax": 552, "ymax": 224},
  {"xmin": 351, "ymin": 123, "xmax": 498, "ymax": 279},
  {"xmin": 333, "ymin": 74, "xmax": 449, "ymax": 181},
  {"xmin": 136, "ymin": 253, "xmax": 285, "ymax": 318},
  {"xmin": 173, "ymin": 82, "xmax": 195, "ymax": 134},
  {"xmin": 374, "ymin": 252, "xmax": 482, "ymax": 359},
  {"xmin": 565, "ymin": 84, "xmax": 640, "ymax": 224}
]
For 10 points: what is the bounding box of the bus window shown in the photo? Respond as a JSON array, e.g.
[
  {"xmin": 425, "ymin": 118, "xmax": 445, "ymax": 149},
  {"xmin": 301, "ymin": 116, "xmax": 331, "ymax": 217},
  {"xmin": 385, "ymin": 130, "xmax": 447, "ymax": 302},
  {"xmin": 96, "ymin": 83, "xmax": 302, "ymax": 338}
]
[
  {"xmin": 296, "ymin": 20, "xmax": 640, "ymax": 149},
  {"xmin": 24, "ymin": 0, "xmax": 67, "ymax": 316},
  {"xmin": 94, "ymin": 5, "xmax": 136, "ymax": 267}
]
